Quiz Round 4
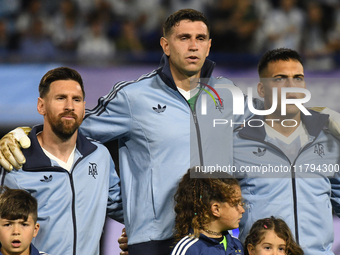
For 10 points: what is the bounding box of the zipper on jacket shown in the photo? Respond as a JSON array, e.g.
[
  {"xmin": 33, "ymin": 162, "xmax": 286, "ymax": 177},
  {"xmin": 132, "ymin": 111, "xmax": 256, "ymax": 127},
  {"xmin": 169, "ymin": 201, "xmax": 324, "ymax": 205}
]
[
  {"xmin": 191, "ymin": 109, "xmax": 204, "ymax": 167},
  {"xmin": 238, "ymin": 133, "xmax": 317, "ymax": 245},
  {"xmin": 288, "ymin": 138, "xmax": 315, "ymax": 244},
  {"xmin": 10, "ymin": 165, "xmax": 79, "ymax": 255},
  {"xmin": 68, "ymin": 171, "xmax": 77, "ymax": 255},
  {"xmin": 191, "ymin": 87, "xmax": 205, "ymax": 167},
  {"xmin": 290, "ymin": 170, "xmax": 299, "ymax": 243},
  {"xmin": 25, "ymin": 158, "xmax": 84, "ymax": 255},
  {"xmin": 176, "ymin": 89, "xmax": 205, "ymax": 167},
  {"xmin": 243, "ymin": 136, "xmax": 300, "ymax": 242},
  {"xmin": 34, "ymin": 161, "xmax": 83, "ymax": 255},
  {"xmin": 69, "ymin": 156, "xmax": 83, "ymax": 255}
]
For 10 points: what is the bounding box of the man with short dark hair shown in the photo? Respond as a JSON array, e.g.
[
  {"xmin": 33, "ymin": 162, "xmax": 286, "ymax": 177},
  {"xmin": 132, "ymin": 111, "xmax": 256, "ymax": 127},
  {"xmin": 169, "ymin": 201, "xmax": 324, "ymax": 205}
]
[
  {"xmin": 0, "ymin": 67, "xmax": 123, "ymax": 255},
  {"xmin": 81, "ymin": 9, "xmax": 259, "ymax": 254},
  {"xmin": 234, "ymin": 48, "xmax": 340, "ymax": 255},
  {"xmin": 0, "ymin": 9, "xmax": 259, "ymax": 254}
]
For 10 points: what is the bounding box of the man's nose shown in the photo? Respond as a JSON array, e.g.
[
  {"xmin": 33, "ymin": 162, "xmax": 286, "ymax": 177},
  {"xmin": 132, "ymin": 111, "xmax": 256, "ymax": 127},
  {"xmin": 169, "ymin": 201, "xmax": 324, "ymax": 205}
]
[
  {"xmin": 285, "ymin": 77, "xmax": 293, "ymax": 87},
  {"xmin": 189, "ymin": 38, "xmax": 198, "ymax": 50},
  {"xmin": 65, "ymin": 98, "xmax": 75, "ymax": 110}
]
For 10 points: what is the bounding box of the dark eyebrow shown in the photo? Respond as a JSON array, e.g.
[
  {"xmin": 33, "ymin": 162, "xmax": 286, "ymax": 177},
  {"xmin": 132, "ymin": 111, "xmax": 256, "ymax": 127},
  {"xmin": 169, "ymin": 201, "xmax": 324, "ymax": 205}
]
[
  {"xmin": 177, "ymin": 33, "xmax": 191, "ymax": 38},
  {"xmin": 273, "ymin": 74, "xmax": 288, "ymax": 78},
  {"xmin": 55, "ymin": 93, "xmax": 83, "ymax": 99},
  {"xmin": 3, "ymin": 219, "xmax": 25, "ymax": 223},
  {"xmin": 177, "ymin": 33, "xmax": 208, "ymax": 39},
  {"xmin": 273, "ymin": 74, "xmax": 304, "ymax": 78},
  {"xmin": 55, "ymin": 93, "xmax": 67, "ymax": 97},
  {"xmin": 197, "ymin": 33, "xmax": 208, "ymax": 39}
]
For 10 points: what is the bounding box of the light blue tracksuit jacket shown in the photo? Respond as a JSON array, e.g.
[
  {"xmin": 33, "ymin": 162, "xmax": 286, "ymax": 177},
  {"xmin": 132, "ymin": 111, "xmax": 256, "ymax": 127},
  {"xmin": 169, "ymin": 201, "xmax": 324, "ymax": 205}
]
[
  {"xmin": 233, "ymin": 112, "xmax": 340, "ymax": 255},
  {"xmin": 81, "ymin": 54, "xmax": 258, "ymax": 253},
  {"xmin": 0, "ymin": 125, "xmax": 123, "ymax": 255}
]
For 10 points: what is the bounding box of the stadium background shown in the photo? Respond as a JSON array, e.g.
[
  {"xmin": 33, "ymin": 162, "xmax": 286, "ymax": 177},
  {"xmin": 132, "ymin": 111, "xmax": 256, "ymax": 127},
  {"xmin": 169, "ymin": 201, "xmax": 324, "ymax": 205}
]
[{"xmin": 1, "ymin": 0, "xmax": 340, "ymax": 254}]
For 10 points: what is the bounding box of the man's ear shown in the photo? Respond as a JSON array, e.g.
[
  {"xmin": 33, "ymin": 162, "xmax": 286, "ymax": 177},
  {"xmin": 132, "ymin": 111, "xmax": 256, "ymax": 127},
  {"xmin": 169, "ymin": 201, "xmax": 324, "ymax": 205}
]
[
  {"xmin": 257, "ymin": 82, "xmax": 265, "ymax": 98},
  {"xmin": 247, "ymin": 243, "xmax": 255, "ymax": 255},
  {"xmin": 206, "ymin": 39, "xmax": 212, "ymax": 57},
  {"xmin": 160, "ymin": 37, "xmax": 170, "ymax": 56},
  {"xmin": 33, "ymin": 223, "xmax": 40, "ymax": 238},
  {"xmin": 210, "ymin": 202, "xmax": 221, "ymax": 218},
  {"xmin": 37, "ymin": 97, "xmax": 45, "ymax": 115},
  {"xmin": 83, "ymin": 101, "xmax": 86, "ymax": 117}
]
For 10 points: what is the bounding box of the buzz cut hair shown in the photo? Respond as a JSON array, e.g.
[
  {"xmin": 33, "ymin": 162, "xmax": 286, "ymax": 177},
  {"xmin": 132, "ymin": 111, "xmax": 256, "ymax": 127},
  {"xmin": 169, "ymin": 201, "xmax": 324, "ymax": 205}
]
[
  {"xmin": 162, "ymin": 9, "xmax": 210, "ymax": 37},
  {"xmin": 258, "ymin": 48, "xmax": 303, "ymax": 77}
]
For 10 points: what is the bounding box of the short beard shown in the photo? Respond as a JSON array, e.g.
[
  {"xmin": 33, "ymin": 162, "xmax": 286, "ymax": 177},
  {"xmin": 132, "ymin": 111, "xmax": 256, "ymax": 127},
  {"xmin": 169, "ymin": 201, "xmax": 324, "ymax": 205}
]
[
  {"xmin": 51, "ymin": 120, "xmax": 80, "ymax": 142},
  {"xmin": 48, "ymin": 111, "xmax": 81, "ymax": 142}
]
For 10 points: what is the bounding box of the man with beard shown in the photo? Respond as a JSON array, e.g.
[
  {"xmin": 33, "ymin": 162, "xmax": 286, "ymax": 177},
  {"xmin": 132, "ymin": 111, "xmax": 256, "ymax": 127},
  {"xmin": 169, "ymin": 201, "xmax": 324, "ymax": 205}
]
[{"xmin": 0, "ymin": 67, "xmax": 123, "ymax": 255}]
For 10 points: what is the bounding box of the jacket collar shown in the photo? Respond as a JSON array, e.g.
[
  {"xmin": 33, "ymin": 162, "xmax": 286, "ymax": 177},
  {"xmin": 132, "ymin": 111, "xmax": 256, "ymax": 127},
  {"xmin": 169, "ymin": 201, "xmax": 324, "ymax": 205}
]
[
  {"xmin": 199, "ymin": 231, "xmax": 240, "ymax": 250},
  {"xmin": 238, "ymin": 110, "xmax": 329, "ymax": 141},
  {"xmin": 156, "ymin": 54, "xmax": 216, "ymax": 90},
  {"xmin": 22, "ymin": 124, "xmax": 97, "ymax": 170},
  {"xmin": 30, "ymin": 243, "xmax": 42, "ymax": 255},
  {"xmin": 188, "ymin": 228, "xmax": 239, "ymax": 250}
]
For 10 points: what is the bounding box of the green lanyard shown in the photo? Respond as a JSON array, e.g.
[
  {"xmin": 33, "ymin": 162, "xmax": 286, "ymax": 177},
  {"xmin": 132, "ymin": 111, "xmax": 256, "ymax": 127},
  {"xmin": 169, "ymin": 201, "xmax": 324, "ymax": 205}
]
[{"xmin": 220, "ymin": 235, "xmax": 227, "ymax": 251}]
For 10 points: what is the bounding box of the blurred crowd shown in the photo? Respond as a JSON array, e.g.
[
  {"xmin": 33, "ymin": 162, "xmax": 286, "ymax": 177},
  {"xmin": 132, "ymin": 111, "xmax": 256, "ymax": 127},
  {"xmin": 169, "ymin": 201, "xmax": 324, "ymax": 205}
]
[{"xmin": 1, "ymin": 0, "xmax": 340, "ymax": 69}]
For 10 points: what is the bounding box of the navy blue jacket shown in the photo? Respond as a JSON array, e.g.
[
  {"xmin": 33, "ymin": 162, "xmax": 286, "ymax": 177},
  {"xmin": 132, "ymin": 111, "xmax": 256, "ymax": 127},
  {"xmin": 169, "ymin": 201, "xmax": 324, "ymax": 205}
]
[{"xmin": 171, "ymin": 231, "xmax": 243, "ymax": 255}]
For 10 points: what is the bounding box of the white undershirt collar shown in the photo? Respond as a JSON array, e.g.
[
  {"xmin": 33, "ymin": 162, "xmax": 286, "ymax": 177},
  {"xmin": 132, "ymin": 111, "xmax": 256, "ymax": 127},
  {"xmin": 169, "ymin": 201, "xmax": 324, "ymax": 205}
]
[{"xmin": 177, "ymin": 85, "xmax": 200, "ymax": 100}]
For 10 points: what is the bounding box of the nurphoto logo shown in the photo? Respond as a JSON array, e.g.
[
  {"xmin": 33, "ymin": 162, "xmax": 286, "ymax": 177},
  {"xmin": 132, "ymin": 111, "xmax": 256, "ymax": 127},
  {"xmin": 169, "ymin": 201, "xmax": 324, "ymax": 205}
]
[{"xmin": 200, "ymin": 83, "xmax": 311, "ymax": 116}]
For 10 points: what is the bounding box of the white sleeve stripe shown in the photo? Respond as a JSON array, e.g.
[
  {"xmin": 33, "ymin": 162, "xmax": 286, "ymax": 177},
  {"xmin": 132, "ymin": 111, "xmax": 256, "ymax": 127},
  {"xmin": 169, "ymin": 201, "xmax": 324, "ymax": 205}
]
[
  {"xmin": 171, "ymin": 236, "xmax": 199, "ymax": 255},
  {"xmin": 171, "ymin": 236, "xmax": 190, "ymax": 254},
  {"xmin": 180, "ymin": 238, "xmax": 199, "ymax": 255},
  {"xmin": 84, "ymin": 70, "xmax": 158, "ymax": 117}
]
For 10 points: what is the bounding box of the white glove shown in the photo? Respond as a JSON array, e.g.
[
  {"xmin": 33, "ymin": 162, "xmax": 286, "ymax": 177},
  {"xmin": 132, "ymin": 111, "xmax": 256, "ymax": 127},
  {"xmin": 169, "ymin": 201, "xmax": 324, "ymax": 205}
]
[
  {"xmin": 310, "ymin": 107, "xmax": 340, "ymax": 138},
  {"xmin": 322, "ymin": 107, "xmax": 340, "ymax": 138},
  {"xmin": 0, "ymin": 127, "xmax": 31, "ymax": 171}
]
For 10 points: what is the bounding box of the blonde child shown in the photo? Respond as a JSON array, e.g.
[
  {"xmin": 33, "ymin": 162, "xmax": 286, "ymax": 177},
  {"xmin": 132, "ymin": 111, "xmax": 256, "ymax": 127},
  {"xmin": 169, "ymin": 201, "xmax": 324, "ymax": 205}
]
[
  {"xmin": 171, "ymin": 168, "xmax": 245, "ymax": 255},
  {"xmin": 245, "ymin": 216, "xmax": 304, "ymax": 255}
]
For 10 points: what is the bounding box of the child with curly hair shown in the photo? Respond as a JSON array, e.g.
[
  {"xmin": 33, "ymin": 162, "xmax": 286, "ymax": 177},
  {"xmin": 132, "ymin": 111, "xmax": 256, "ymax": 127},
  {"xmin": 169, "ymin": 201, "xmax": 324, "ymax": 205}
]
[
  {"xmin": 245, "ymin": 216, "xmax": 304, "ymax": 255},
  {"xmin": 171, "ymin": 167, "xmax": 245, "ymax": 255}
]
